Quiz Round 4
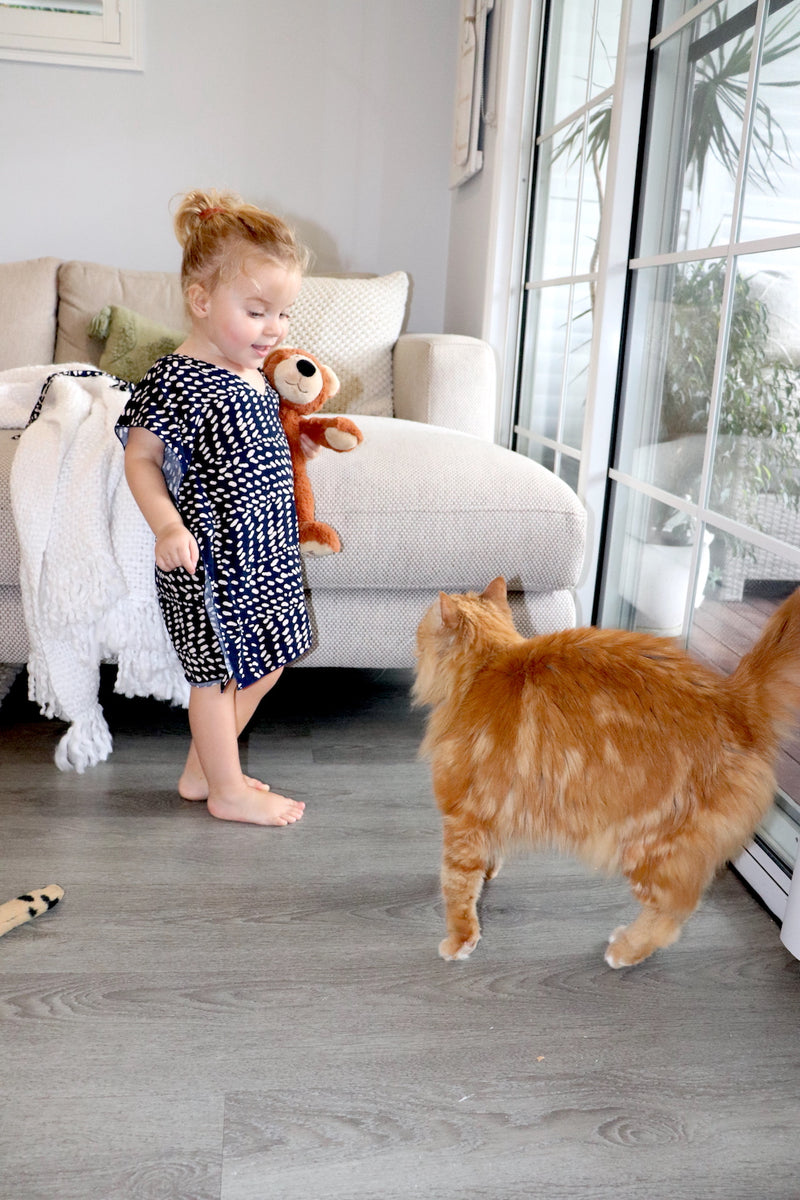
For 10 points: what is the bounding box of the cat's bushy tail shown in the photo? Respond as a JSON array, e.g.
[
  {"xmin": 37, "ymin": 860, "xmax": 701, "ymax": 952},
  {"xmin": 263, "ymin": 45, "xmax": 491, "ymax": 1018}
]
[{"xmin": 731, "ymin": 588, "xmax": 800, "ymax": 741}]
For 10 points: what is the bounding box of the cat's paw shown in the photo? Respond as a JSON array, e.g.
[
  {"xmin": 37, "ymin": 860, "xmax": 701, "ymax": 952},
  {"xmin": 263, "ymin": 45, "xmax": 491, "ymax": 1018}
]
[
  {"xmin": 604, "ymin": 925, "xmax": 654, "ymax": 969},
  {"xmin": 605, "ymin": 913, "xmax": 682, "ymax": 967},
  {"xmin": 439, "ymin": 933, "xmax": 480, "ymax": 961},
  {"xmin": 604, "ymin": 925, "xmax": 634, "ymax": 968},
  {"xmin": 604, "ymin": 944, "xmax": 631, "ymax": 969}
]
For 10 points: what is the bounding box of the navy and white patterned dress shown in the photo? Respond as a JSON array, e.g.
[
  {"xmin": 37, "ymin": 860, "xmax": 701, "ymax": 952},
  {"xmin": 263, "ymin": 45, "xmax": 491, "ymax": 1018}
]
[{"xmin": 116, "ymin": 354, "xmax": 312, "ymax": 688}]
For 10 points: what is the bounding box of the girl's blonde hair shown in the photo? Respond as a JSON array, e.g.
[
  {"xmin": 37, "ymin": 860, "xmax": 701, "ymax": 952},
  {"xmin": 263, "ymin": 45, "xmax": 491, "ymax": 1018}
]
[{"xmin": 173, "ymin": 188, "xmax": 310, "ymax": 297}]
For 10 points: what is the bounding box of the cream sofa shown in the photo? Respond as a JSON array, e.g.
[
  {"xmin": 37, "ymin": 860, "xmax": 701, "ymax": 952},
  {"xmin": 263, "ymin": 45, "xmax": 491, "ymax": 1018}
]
[{"xmin": 0, "ymin": 257, "xmax": 586, "ymax": 674}]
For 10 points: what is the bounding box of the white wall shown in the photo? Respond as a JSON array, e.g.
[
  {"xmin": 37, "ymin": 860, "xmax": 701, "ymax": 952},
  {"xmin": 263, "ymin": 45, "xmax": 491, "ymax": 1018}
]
[
  {"xmin": 0, "ymin": 0, "xmax": 459, "ymax": 333},
  {"xmin": 444, "ymin": 0, "xmax": 540, "ymax": 439}
]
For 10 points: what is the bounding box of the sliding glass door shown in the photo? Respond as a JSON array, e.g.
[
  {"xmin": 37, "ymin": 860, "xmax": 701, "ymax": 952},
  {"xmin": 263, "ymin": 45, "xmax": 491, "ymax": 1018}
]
[
  {"xmin": 600, "ymin": 0, "xmax": 800, "ymax": 909},
  {"xmin": 515, "ymin": 0, "xmax": 800, "ymax": 929}
]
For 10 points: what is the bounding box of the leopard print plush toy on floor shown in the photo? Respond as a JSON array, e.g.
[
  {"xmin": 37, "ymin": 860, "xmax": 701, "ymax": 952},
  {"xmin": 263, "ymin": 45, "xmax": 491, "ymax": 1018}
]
[{"xmin": 0, "ymin": 886, "xmax": 64, "ymax": 937}]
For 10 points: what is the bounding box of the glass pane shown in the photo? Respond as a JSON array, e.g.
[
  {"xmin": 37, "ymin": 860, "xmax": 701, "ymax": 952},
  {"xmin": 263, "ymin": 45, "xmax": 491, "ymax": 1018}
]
[
  {"xmin": 541, "ymin": 0, "xmax": 621, "ymax": 125},
  {"xmin": 531, "ymin": 113, "xmax": 607, "ymax": 283},
  {"xmin": 689, "ymin": 530, "xmax": 800, "ymax": 815},
  {"xmin": 541, "ymin": 0, "xmax": 594, "ymax": 128},
  {"xmin": 531, "ymin": 127, "xmax": 580, "ymax": 281},
  {"xmin": 639, "ymin": 1, "xmax": 755, "ymax": 257},
  {"xmin": 558, "ymin": 453, "xmax": 580, "ymax": 495},
  {"xmin": 575, "ymin": 117, "xmax": 604, "ymax": 277},
  {"xmin": 616, "ymin": 260, "xmax": 725, "ymax": 496},
  {"xmin": 600, "ymin": 481, "xmax": 710, "ymax": 635},
  {"xmin": 700, "ymin": 527, "xmax": 800, "ymax": 616},
  {"xmin": 515, "ymin": 430, "xmax": 556, "ymax": 475},
  {"xmin": 710, "ymin": 250, "xmax": 800, "ymax": 528},
  {"xmin": 738, "ymin": 1, "xmax": 800, "ymax": 243},
  {"xmin": 517, "ymin": 285, "xmax": 571, "ymax": 442},
  {"xmin": 563, "ymin": 282, "xmax": 593, "ymax": 450},
  {"xmin": 593, "ymin": 0, "xmax": 623, "ymax": 93}
]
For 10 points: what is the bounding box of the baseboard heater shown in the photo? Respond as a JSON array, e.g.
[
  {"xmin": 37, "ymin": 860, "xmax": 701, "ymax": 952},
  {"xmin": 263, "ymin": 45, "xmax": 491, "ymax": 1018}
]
[{"xmin": 733, "ymin": 839, "xmax": 800, "ymax": 960}]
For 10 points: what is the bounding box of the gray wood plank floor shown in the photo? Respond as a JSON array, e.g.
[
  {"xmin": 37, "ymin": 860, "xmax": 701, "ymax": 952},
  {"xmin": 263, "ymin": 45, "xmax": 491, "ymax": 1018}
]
[{"xmin": 1, "ymin": 666, "xmax": 799, "ymax": 1200}]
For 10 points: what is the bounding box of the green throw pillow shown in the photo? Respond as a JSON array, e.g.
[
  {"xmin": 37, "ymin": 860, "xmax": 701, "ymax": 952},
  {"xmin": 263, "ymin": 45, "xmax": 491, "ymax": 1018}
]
[{"xmin": 89, "ymin": 304, "xmax": 185, "ymax": 382}]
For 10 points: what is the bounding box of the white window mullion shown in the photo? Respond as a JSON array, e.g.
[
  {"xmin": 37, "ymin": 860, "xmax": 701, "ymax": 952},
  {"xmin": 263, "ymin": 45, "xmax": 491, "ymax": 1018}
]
[
  {"xmin": 652, "ymin": 0, "xmax": 719, "ymax": 51},
  {"xmin": 536, "ymin": 85, "xmax": 615, "ymax": 146},
  {"xmin": 574, "ymin": 0, "xmax": 652, "ymax": 620}
]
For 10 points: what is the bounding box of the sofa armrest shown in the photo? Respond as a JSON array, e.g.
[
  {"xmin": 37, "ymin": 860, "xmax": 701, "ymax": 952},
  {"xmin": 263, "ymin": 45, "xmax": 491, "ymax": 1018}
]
[{"xmin": 392, "ymin": 333, "xmax": 496, "ymax": 440}]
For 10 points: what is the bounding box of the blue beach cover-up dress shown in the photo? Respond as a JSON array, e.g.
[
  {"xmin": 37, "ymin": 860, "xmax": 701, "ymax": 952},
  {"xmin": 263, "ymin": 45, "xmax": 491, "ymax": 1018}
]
[{"xmin": 115, "ymin": 354, "xmax": 313, "ymax": 687}]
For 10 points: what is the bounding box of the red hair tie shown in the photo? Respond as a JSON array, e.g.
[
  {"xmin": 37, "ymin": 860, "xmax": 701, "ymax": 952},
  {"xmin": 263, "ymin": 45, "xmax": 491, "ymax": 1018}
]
[{"xmin": 199, "ymin": 206, "xmax": 225, "ymax": 220}]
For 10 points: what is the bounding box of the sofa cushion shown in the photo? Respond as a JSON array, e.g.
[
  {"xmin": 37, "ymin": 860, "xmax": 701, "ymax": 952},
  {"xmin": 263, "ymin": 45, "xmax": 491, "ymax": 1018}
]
[
  {"xmin": 89, "ymin": 304, "xmax": 184, "ymax": 382},
  {"xmin": 299, "ymin": 587, "xmax": 579, "ymax": 669},
  {"xmin": 0, "ymin": 588, "xmax": 27, "ymax": 661},
  {"xmin": 302, "ymin": 415, "xmax": 586, "ymax": 593},
  {"xmin": 55, "ymin": 262, "xmax": 188, "ymax": 365},
  {"xmin": 0, "ymin": 258, "xmax": 60, "ymax": 371},
  {"xmin": 287, "ymin": 272, "xmax": 409, "ymax": 417},
  {"xmin": 0, "ymin": 415, "xmax": 585, "ymax": 596}
]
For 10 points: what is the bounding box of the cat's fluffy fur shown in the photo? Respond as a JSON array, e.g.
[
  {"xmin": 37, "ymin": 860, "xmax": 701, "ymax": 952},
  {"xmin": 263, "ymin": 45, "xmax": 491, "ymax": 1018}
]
[{"xmin": 413, "ymin": 577, "xmax": 800, "ymax": 968}]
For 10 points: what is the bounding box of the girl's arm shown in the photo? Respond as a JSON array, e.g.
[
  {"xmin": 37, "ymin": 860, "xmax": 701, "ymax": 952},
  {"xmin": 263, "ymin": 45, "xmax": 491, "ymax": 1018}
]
[{"xmin": 124, "ymin": 426, "xmax": 199, "ymax": 574}]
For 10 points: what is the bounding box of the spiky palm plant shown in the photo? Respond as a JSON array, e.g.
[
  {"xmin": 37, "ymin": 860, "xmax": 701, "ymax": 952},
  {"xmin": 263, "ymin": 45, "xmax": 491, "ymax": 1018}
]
[{"xmin": 688, "ymin": 5, "xmax": 798, "ymax": 193}]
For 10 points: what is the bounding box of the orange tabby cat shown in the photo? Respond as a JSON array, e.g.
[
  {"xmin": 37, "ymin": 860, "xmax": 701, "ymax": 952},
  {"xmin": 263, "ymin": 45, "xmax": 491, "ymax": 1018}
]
[{"xmin": 413, "ymin": 577, "xmax": 800, "ymax": 968}]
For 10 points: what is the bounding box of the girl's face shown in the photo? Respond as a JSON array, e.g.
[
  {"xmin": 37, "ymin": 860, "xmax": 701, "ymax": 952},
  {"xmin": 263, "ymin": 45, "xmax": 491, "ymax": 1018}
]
[{"xmin": 187, "ymin": 259, "xmax": 301, "ymax": 377}]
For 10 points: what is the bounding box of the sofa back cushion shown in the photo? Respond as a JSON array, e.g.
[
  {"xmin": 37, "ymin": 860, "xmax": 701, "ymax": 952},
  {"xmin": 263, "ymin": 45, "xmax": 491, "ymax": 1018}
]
[
  {"xmin": 55, "ymin": 261, "xmax": 188, "ymax": 366},
  {"xmin": 0, "ymin": 258, "xmax": 60, "ymax": 371},
  {"xmin": 53, "ymin": 261, "xmax": 408, "ymax": 417},
  {"xmin": 287, "ymin": 272, "xmax": 408, "ymax": 417}
]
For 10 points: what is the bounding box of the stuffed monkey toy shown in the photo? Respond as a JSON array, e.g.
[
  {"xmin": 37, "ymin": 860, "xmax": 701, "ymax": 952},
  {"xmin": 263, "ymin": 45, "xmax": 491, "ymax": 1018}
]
[{"xmin": 263, "ymin": 347, "xmax": 363, "ymax": 556}]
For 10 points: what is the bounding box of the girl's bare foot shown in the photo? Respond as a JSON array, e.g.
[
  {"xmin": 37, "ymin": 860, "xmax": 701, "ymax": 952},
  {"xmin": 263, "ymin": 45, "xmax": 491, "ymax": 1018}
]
[
  {"xmin": 179, "ymin": 772, "xmax": 270, "ymax": 801},
  {"xmin": 206, "ymin": 785, "xmax": 305, "ymax": 827}
]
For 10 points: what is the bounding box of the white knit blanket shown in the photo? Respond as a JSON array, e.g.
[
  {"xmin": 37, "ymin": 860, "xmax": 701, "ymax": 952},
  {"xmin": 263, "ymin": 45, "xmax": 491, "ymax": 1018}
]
[{"xmin": 2, "ymin": 365, "xmax": 189, "ymax": 772}]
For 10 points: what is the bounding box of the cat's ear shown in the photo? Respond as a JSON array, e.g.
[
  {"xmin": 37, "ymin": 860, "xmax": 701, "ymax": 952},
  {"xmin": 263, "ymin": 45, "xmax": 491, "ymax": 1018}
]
[
  {"xmin": 439, "ymin": 592, "xmax": 458, "ymax": 627},
  {"xmin": 482, "ymin": 577, "xmax": 507, "ymax": 605}
]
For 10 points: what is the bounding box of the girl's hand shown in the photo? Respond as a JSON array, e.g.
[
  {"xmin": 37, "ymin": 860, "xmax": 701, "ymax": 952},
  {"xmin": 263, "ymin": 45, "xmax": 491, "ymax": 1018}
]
[
  {"xmin": 299, "ymin": 432, "xmax": 321, "ymax": 460},
  {"xmin": 155, "ymin": 522, "xmax": 200, "ymax": 574}
]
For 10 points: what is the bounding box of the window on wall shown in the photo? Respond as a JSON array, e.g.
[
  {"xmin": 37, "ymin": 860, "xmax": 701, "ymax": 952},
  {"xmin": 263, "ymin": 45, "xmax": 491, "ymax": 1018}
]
[{"xmin": 0, "ymin": 0, "xmax": 141, "ymax": 69}]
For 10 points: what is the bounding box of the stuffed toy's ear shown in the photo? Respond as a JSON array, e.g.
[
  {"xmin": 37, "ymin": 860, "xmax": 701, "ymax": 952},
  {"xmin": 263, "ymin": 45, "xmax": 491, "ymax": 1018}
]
[{"xmin": 321, "ymin": 364, "xmax": 341, "ymax": 400}]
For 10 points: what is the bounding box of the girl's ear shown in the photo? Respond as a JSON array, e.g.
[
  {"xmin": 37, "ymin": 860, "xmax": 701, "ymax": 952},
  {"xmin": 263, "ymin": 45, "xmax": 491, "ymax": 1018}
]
[{"xmin": 186, "ymin": 282, "xmax": 210, "ymax": 319}]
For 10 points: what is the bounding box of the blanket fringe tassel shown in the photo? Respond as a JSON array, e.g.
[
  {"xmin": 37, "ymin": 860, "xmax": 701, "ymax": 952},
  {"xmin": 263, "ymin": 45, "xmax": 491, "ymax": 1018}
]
[{"xmin": 54, "ymin": 704, "xmax": 113, "ymax": 774}]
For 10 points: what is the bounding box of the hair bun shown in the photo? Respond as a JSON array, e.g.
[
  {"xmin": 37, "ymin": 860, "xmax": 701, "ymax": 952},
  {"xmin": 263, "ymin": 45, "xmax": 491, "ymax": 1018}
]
[
  {"xmin": 173, "ymin": 188, "xmax": 240, "ymax": 247},
  {"xmin": 172, "ymin": 187, "xmax": 309, "ymax": 291}
]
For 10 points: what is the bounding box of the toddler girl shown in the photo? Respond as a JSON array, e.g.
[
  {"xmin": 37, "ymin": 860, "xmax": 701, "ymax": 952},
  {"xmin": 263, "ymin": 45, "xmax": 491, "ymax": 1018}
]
[{"xmin": 117, "ymin": 188, "xmax": 312, "ymax": 826}]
